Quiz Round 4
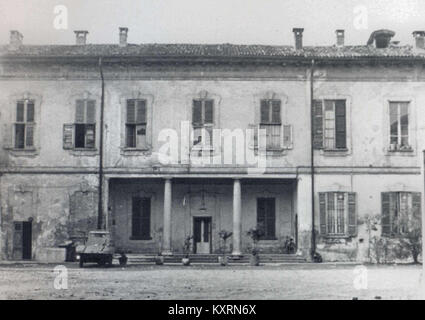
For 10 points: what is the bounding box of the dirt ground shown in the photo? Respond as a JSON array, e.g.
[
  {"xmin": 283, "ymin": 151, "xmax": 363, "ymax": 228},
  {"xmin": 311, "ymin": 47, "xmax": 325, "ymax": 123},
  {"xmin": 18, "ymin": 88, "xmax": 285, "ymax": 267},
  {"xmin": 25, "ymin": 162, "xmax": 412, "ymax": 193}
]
[{"xmin": 0, "ymin": 262, "xmax": 423, "ymax": 300}]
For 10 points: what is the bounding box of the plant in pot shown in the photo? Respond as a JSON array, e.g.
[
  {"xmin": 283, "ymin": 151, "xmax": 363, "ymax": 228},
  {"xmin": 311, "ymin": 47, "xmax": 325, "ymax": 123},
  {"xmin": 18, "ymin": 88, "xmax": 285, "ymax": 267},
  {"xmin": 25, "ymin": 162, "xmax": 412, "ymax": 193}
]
[
  {"xmin": 154, "ymin": 227, "xmax": 164, "ymax": 265},
  {"xmin": 218, "ymin": 230, "xmax": 233, "ymax": 266},
  {"xmin": 182, "ymin": 235, "xmax": 193, "ymax": 266},
  {"xmin": 247, "ymin": 226, "xmax": 263, "ymax": 266}
]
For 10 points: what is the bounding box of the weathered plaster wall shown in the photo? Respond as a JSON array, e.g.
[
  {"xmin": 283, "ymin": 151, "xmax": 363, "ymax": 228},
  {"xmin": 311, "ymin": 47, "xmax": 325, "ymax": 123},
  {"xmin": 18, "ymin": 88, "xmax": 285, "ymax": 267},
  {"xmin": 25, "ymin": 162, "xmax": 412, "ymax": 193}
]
[{"xmin": 0, "ymin": 174, "xmax": 98, "ymax": 260}]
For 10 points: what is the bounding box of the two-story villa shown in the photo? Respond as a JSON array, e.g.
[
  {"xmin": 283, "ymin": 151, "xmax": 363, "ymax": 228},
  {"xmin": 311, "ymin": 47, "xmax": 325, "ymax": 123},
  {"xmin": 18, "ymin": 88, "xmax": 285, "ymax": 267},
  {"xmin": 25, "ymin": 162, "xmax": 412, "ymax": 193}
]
[{"xmin": 0, "ymin": 27, "xmax": 424, "ymax": 262}]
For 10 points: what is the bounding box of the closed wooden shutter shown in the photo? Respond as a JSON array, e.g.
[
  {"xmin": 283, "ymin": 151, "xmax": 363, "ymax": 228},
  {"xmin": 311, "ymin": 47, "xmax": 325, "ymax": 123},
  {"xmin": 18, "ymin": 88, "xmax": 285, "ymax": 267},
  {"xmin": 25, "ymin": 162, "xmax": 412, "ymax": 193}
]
[
  {"xmin": 136, "ymin": 100, "xmax": 146, "ymax": 124},
  {"xmin": 412, "ymin": 192, "xmax": 421, "ymax": 222},
  {"xmin": 132, "ymin": 197, "xmax": 142, "ymax": 238},
  {"xmin": 16, "ymin": 102, "xmax": 25, "ymax": 122},
  {"xmin": 313, "ymin": 100, "xmax": 323, "ymax": 149},
  {"xmin": 127, "ymin": 100, "xmax": 136, "ymax": 123},
  {"xmin": 347, "ymin": 192, "xmax": 357, "ymax": 236},
  {"xmin": 260, "ymin": 100, "xmax": 269, "ymax": 123},
  {"xmin": 204, "ymin": 100, "xmax": 213, "ymax": 124},
  {"xmin": 75, "ymin": 100, "xmax": 85, "ymax": 123},
  {"xmin": 192, "ymin": 100, "xmax": 202, "ymax": 125},
  {"xmin": 140, "ymin": 198, "xmax": 151, "ymax": 239},
  {"xmin": 381, "ymin": 192, "xmax": 391, "ymax": 235},
  {"xmin": 335, "ymin": 100, "xmax": 346, "ymax": 149},
  {"xmin": 25, "ymin": 124, "xmax": 34, "ymax": 147},
  {"xmin": 86, "ymin": 100, "xmax": 96, "ymax": 123},
  {"xmin": 319, "ymin": 192, "xmax": 327, "ymax": 234},
  {"xmin": 26, "ymin": 102, "xmax": 35, "ymax": 122},
  {"xmin": 271, "ymin": 100, "xmax": 281, "ymax": 123},
  {"xmin": 266, "ymin": 199, "xmax": 276, "ymax": 239}
]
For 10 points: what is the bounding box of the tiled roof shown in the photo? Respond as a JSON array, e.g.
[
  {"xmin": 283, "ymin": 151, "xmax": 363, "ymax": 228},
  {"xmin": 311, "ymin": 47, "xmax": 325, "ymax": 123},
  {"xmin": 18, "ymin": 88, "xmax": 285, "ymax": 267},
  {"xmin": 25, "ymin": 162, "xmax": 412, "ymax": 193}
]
[{"xmin": 1, "ymin": 43, "xmax": 425, "ymax": 60}]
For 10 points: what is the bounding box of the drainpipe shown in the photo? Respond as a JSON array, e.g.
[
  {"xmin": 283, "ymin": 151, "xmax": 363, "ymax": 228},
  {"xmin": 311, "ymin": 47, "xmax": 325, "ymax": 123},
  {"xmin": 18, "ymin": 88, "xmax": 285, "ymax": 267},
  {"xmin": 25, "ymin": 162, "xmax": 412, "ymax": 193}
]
[
  {"xmin": 310, "ymin": 59, "xmax": 316, "ymax": 260},
  {"xmin": 97, "ymin": 57, "xmax": 105, "ymax": 230}
]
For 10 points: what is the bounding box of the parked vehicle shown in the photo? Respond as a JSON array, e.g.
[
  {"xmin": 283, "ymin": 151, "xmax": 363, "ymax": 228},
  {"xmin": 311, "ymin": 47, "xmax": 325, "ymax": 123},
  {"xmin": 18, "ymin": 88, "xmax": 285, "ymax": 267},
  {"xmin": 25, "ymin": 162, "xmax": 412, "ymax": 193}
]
[{"xmin": 76, "ymin": 231, "xmax": 116, "ymax": 268}]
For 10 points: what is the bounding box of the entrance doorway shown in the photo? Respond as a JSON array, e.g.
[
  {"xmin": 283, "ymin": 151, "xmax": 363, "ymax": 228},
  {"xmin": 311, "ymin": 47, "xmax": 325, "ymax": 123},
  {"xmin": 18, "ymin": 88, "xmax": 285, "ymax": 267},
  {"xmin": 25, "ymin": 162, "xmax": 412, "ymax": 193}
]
[
  {"xmin": 13, "ymin": 221, "xmax": 32, "ymax": 260},
  {"xmin": 193, "ymin": 217, "xmax": 212, "ymax": 254}
]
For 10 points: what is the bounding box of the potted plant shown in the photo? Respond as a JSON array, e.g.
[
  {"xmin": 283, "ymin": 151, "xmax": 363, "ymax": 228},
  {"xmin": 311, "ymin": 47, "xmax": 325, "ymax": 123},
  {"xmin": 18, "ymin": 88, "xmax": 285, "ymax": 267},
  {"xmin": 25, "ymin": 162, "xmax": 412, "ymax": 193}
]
[
  {"xmin": 247, "ymin": 227, "xmax": 263, "ymax": 266},
  {"xmin": 182, "ymin": 235, "xmax": 193, "ymax": 266},
  {"xmin": 154, "ymin": 227, "xmax": 164, "ymax": 265},
  {"xmin": 218, "ymin": 230, "xmax": 232, "ymax": 266}
]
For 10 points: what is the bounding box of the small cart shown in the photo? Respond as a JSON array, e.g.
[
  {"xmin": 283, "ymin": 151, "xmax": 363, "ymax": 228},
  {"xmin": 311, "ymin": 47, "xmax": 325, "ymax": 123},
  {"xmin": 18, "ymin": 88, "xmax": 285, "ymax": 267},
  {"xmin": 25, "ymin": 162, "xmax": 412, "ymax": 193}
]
[{"xmin": 76, "ymin": 231, "xmax": 115, "ymax": 268}]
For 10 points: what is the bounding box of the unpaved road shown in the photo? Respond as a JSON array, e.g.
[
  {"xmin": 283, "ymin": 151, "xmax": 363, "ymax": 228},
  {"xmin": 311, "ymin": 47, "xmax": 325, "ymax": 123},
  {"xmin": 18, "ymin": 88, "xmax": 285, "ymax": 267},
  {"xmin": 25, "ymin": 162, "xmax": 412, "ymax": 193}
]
[{"xmin": 0, "ymin": 263, "xmax": 423, "ymax": 300}]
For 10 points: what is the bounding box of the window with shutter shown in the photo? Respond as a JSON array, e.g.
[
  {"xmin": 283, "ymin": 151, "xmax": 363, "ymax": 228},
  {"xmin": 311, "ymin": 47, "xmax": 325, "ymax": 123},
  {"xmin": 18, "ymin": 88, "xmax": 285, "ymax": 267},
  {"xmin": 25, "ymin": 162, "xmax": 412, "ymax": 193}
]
[
  {"xmin": 381, "ymin": 192, "xmax": 421, "ymax": 236},
  {"xmin": 259, "ymin": 99, "xmax": 282, "ymax": 150},
  {"xmin": 125, "ymin": 99, "xmax": 147, "ymax": 149},
  {"xmin": 320, "ymin": 192, "xmax": 355, "ymax": 237},
  {"xmin": 389, "ymin": 102, "xmax": 411, "ymax": 152},
  {"xmin": 14, "ymin": 100, "xmax": 36, "ymax": 150},
  {"xmin": 313, "ymin": 100, "xmax": 323, "ymax": 149},
  {"xmin": 316, "ymin": 99, "xmax": 347, "ymax": 150},
  {"xmin": 64, "ymin": 99, "xmax": 96, "ymax": 149},
  {"xmin": 257, "ymin": 198, "xmax": 276, "ymax": 240},
  {"xmin": 192, "ymin": 99, "xmax": 214, "ymax": 148}
]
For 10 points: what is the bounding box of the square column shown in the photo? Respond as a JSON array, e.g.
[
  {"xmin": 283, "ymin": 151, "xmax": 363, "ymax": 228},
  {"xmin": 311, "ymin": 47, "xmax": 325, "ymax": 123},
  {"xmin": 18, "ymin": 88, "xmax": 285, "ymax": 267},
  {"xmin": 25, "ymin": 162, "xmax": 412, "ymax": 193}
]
[
  {"xmin": 232, "ymin": 178, "xmax": 242, "ymax": 255},
  {"xmin": 162, "ymin": 177, "xmax": 173, "ymax": 255}
]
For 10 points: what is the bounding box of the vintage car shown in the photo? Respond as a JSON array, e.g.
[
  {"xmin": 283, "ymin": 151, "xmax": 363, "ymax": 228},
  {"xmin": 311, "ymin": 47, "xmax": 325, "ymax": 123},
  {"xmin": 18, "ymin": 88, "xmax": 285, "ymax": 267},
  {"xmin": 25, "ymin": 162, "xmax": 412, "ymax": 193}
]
[{"xmin": 76, "ymin": 230, "xmax": 115, "ymax": 268}]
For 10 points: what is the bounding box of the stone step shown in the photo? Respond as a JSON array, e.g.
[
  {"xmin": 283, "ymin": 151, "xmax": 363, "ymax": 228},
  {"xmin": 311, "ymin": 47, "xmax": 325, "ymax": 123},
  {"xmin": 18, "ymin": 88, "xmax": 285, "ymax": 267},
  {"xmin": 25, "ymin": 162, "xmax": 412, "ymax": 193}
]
[{"xmin": 126, "ymin": 254, "xmax": 307, "ymax": 264}]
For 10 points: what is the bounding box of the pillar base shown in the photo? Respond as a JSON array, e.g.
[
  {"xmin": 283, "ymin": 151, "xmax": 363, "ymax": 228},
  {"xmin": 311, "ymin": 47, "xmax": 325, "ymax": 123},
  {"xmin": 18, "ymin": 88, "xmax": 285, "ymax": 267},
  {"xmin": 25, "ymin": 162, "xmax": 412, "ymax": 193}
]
[
  {"xmin": 161, "ymin": 250, "xmax": 173, "ymax": 256},
  {"xmin": 231, "ymin": 251, "xmax": 242, "ymax": 256}
]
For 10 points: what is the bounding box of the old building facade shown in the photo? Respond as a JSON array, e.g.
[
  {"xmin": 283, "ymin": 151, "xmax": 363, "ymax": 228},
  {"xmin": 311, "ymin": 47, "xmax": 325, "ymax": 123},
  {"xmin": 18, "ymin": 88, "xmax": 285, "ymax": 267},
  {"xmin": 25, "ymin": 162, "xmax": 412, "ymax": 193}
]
[{"xmin": 0, "ymin": 28, "xmax": 424, "ymax": 262}]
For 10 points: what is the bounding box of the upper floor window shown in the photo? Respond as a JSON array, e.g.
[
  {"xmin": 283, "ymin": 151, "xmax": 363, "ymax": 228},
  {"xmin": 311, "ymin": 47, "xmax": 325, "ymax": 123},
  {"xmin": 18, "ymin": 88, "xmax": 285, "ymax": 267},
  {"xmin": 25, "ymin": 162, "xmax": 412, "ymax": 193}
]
[
  {"xmin": 14, "ymin": 100, "xmax": 35, "ymax": 149},
  {"xmin": 381, "ymin": 192, "xmax": 421, "ymax": 236},
  {"xmin": 313, "ymin": 99, "xmax": 346, "ymax": 150},
  {"xmin": 260, "ymin": 99, "xmax": 281, "ymax": 150},
  {"xmin": 319, "ymin": 192, "xmax": 357, "ymax": 237},
  {"xmin": 125, "ymin": 99, "xmax": 147, "ymax": 149},
  {"xmin": 63, "ymin": 99, "xmax": 96, "ymax": 150},
  {"xmin": 192, "ymin": 99, "xmax": 214, "ymax": 148},
  {"xmin": 389, "ymin": 102, "xmax": 411, "ymax": 152}
]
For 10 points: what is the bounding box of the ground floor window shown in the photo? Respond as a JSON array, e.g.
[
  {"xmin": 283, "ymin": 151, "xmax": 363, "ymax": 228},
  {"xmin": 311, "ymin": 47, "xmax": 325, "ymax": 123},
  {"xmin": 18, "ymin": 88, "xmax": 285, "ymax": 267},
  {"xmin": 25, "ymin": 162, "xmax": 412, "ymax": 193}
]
[
  {"xmin": 319, "ymin": 192, "xmax": 357, "ymax": 237},
  {"xmin": 131, "ymin": 197, "xmax": 151, "ymax": 240},
  {"xmin": 381, "ymin": 192, "xmax": 421, "ymax": 236},
  {"xmin": 257, "ymin": 198, "xmax": 276, "ymax": 240}
]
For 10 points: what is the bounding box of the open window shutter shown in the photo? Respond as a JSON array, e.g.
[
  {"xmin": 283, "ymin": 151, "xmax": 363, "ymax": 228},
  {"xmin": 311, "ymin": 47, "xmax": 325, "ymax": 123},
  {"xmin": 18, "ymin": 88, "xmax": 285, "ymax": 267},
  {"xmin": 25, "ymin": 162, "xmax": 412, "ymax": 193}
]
[
  {"xmin": 85, "ymin": 124, "xmax": 95, "ymax": 149},
  {"xmin": 381, "ymin": 192, "xmax": 391, "ymax": 236},
  {"xmin": 75, "ymin": 100, "xmax": 85, "ymax": 123},
  {"xmin": 63, "ymin": 124, "xmax": 74, "ymax": 149},
  {"xmin": 25, "ymin": 124, "xmax": 34, "ymax": 148},
  {"xmin": 204, "ymin": 100, "xmax": 213, "ymax": 124},
  {"xmin": 136, "ymin": 100, "xmax": 146, "ymax": 123},
  {"xmin": 347, "ymin": 192, "xmax": 357, "ymax": 236},
  {"xmin": 412, "ymin": 192, "xmax": 421, "ymax": 222},
  {"xmin": 26, "ymin": 102, "xmax": 35, "ymax": 122},
  {"xmin": 2, "ymin": 123, "xmax": 13, "ymax": 149},
  {"xmin": 248, "ymin": 124, "xmax": 258, "ymax": 149},
  {"xmin": 319, "ymin": 192, "xmax": 327, "ymax": 234},
  {"xmin": 282, "ymin": 124, "xmax": 293, "ymax": 149},
  {"xmin": 192, "ymin": 100, "xmax": 202, "ymax": 126},
  {"xmin": 86, "ymin": 100, "xmax": 96, "ymax": 124},
  {"xmin": 313, "ymin": 100, "xmax": 323, "ymax": 149},
  {"xmin": 335, "ymin": 100, "xmax": 346, "ymax": 149},
  {"xmin": 260, "ymin": 100, "xmax": 269, "ymax": 123}
]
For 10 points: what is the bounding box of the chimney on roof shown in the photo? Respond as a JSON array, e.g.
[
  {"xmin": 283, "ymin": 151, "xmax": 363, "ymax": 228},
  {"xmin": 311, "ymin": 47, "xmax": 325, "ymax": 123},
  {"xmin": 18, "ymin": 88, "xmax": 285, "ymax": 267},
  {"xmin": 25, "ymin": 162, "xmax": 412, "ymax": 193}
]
[
  {"xmin": 119, "ymin": 27, "xmax": 128, "ymax": 47},
  {"xmin": 292, "ymin": 28, "xmax": 304, "ymax": 50},
  {"xmin": 10, "ymin": 30, "xmax": 23, "ymax": 46},
  {"xmin": 336, "ymin": 29, "xmax": 344, "ymax": 46},
  {"xmin": 413, "ymin": 31, "xmax": 425, "ymax": 49},
  {"xmin": 74, "ymin": 30, "xmax": 88, "ymax": 45},
  {"xmin": 367, "ymin": 29, "xmax": 395, "ymax": 48}
]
